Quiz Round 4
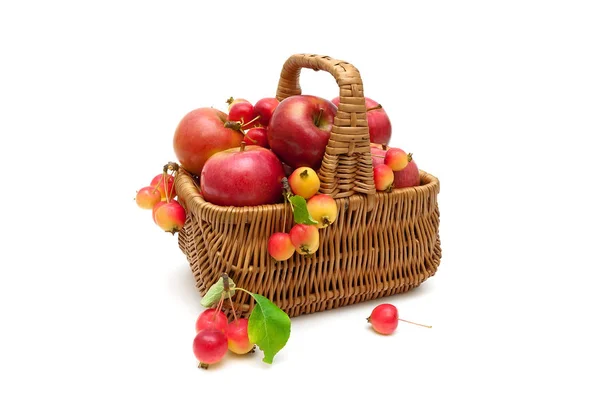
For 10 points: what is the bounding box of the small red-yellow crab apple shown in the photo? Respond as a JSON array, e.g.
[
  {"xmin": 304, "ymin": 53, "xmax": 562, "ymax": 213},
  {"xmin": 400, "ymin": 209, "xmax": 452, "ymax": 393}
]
[
  {"xmin": 289, "ymin": 224, "xmax": 319, "ymax": 255},
  {"xmin": 135, "ymin": 186, "xmax": 161, "ymax": 209},
  {"xmin": 154, "ymin": 200, "xmax": 186, "ymax": 234},
  {"xmin": 268, "ymin": 232, "xmax": 295, "ymax": 261},
  {"xmin": 306, "ymin": 194, "xmax": 338, "ymax": 229}
]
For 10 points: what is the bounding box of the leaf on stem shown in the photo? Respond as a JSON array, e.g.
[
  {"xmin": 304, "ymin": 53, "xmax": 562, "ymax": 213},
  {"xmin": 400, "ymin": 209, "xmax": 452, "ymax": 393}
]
[
  {"xmin": 200, "ymin": 276, "xmax": 236, "ymax": 307},
  {"xmin": 247, "ymin": 294, "xmax": 291, "ymax": 364},
  {"xmin": 289, "ymin": 195, "xmax": 318, "ymax": 225}
]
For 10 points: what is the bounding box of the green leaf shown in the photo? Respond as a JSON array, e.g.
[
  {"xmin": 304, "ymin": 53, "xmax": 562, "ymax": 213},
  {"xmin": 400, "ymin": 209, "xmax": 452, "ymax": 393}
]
[
  {"xmin": 289, "ymin": 195, "xmax": 318, "ymax": 225},
  {"xmin": 200, "ymin": 276, "xmax": 236, "ymax": 307},
  {"xmin": 247, "ymin": 294, "xmax": 291, "ymax": 364}
]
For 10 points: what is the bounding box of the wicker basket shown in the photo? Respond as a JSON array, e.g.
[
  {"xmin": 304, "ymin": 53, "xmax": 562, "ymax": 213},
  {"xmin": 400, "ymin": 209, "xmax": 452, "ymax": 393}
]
[{"xmin": 175, "ymin": 53, "xmax": 441, "ymax": 318}]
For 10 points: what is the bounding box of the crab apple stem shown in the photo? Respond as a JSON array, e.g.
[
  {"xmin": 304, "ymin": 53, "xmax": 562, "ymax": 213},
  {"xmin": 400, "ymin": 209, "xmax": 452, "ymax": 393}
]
[
  {"xmin": 407, "ymin": 153, "xmax": 413, "ymax": 162},
  {"xmin": 226, "ymin": 96, "xmax": 234, "ymax": 106},
  {"xmin": 228, "ymin": 295, "xmax": 238, "ymax": 323},
  {"xmin": 314, "ymin": 108, "xmax": 324, "ymax": 126},
  {"xmin": 398, "ymin": 318, "xmax": 432, "ymax": 328},
  {"xmin": 240, "ymin": 141, "xmax": 247, "ymax": 151},
  {"xmin": 215, "ymin": 293, "xmax": 225, "ymax": 315},
  {"xmin": 366, "ymin": 104, "xmax": 383, "ymax": 112},
  {"xmin": 244, "ymin": 135, "xmax": 258, "ymax": 145},
  {"xmin": 241, "ymin": 115, "xmax": 261, "ymax": 128}
]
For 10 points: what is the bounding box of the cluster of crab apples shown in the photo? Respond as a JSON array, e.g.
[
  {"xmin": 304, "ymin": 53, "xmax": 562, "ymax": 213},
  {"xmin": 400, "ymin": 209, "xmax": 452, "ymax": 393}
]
[
  {"xmin": 135, "ymin": 167, "xmax": 186, "ymax": 234},
  {"xmin": 268, "ymin": 167, "xmax": 338, "ymax": 260}
]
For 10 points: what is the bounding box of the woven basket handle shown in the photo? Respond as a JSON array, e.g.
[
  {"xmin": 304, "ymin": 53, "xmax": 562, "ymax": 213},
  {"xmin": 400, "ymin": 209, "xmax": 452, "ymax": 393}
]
[{"xmin": 276, "ymin": 54, "xmax": 376, "ymax": 205}]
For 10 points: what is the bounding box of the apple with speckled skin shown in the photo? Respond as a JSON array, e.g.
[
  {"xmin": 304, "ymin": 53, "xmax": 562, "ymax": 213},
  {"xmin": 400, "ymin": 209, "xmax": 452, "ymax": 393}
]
[
  {"xmin": 333, "ymin": 97, "xmax": 392, "ymax": 145},
  {"xmin": 173, "ymin": 108, "xmax": 244, "ymax": 176},
  {"xmin": 268, "ymin": 95, "xmax": 337, "ymax": 170}
]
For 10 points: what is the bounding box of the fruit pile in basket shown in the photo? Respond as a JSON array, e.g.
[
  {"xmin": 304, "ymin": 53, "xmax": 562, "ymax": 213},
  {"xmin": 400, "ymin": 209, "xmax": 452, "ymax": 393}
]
[
  {"xmin": 135, "ymin": 94, "xmax": 421, "ymax": 238},
  {"xmin": 134, "ymin": 86, "xmax": 434, "ymax": 370}
]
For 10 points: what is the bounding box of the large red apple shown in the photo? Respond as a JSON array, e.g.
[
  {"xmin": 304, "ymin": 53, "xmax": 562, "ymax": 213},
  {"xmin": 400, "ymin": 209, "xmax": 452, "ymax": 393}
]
[
  {"xmin": 332, "ymin": 97, "xmax": 392, "ymax": 145},
  {"xmin": 173, "ymin": 108, "xmax": 244, "ymax": 176},
  {"xmin": 200, "ymin": 144, "xmax": 285, "ymax": 207},
  {"xmin": 370, "ymin": 144, "xmax": 420, "ymax": 188},
  {"xmin": 268, "ymin": 95, "xmax": 337, "ymax": 169}
]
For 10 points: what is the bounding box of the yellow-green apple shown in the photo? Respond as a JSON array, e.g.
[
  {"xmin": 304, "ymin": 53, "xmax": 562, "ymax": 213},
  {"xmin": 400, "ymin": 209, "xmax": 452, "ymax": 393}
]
[
  {"xmin": 173, "ymin": 108, "xmax": 244, "ymax": 176},
  {"xmin": 332, "ymin": 97, "xmax": 392, "ymax": 145},
  {"xmin": 200, "ymin": 144, "xmax": 285, "ymax": 206},
  {"xmin": 268, "ymin": 95, "xmax": 337, "ymax": 169}
]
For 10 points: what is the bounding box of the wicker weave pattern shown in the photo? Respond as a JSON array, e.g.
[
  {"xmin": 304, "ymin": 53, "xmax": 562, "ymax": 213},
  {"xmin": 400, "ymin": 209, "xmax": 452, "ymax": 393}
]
[{"xmin": 175, "ymin": 54, "xmax": 442, "ymax": 318}]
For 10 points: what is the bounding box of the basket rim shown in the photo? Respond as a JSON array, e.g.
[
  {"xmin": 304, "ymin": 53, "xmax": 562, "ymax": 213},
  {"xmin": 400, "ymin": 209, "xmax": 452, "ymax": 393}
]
[{"xmin": 175, "ymin": 169, "xmax": 439, "ymax": 218}]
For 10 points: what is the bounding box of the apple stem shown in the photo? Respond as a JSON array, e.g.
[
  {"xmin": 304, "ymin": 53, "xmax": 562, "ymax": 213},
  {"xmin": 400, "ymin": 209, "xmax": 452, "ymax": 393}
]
[
  {"xmin": 226, "ymin": 96, "xmax": 234, "ymax": 106},
  {"xmin": 407, "ymin": 153, "xmax": 413, "ymax": 163},
  {"xmin": 240, "ymin": 141, "xmax": 246, "ymax": 151},
  {"xmin": 224, "ymin": 120, "xmax": 243, "ymax": 132},
  {"xmin": 366, "ymin": 104, "xmax": 383, "ymax": 112},
  {"xmin": 398, "ymin": 318, "xmax": 432, "ymax": 329},
  {"xmin": 242, "ymin": 115, "xmax": 261, "ymax": 128},
  {"xmin": 314, "ymin": 108, "xmax": 324, "ymax": 126}
]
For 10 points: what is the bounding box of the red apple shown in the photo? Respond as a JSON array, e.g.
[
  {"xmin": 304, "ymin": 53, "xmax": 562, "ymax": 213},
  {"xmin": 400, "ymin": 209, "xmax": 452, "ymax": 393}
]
[
  {"xmin": 332, "ymin": 97, "xmax": 392, "ymax": 145},
  {"xmin": 394, "ymin": 158, "xmax": 420, "ymax": 188},
  {"xmin": 173, "ymin": 108, "xmax": 244, "ymax": 176},
  {"xmin": 201, "ymin": 144, "xmax": 285, "ymax": 206},
  {"xmin": 244, "ymin": 127, "xmax": 269, "ymax": 148},
  {"xmin": 268, "ymin": 95, "xmax": 337, "ymax": 169},
  {"xmin": 254, "ymin": 97, "xmax": 279, "ymax": 126}
]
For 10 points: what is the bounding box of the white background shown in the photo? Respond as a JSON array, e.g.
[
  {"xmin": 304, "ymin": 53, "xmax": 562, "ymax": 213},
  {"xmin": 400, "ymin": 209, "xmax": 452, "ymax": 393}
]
[{"xmin": 1, "ymin": 1, "xmax": 599, "ymax": 399}]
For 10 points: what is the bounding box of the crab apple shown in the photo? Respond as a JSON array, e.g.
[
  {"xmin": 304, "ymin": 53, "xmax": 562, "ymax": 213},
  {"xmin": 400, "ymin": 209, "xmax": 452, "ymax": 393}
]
[
  {"xmin": 227, "ymin": 318, "xmax": 255, "ymax": 354},
  {"xmin": 136, "ymin": 186, "xmax": 161, "ymax": 209},
  {"xmin": 229, "ymin": 102, "xmax": 258, "ymax": 129},
  {"xmin": 367, "ymin": 303, "xmax": 399, "ymax": 335},
  {"xmin": 154, "ymin": 200, "xmax": 186, "ymax": 234},
  {"xmin": 395, "ymin": 158, "xmax": 420, "ymax": 188},
  {"xmin": 244, "ymin": 127, "xmax": 269, "ymax": 148},
  {"xmin": 384, "ymin": 148, "xmax": 411, "ymax": 172},
  {"xmin": 288, "ymin": 167, "xmax": 320, "ymax": 199},
  {"xmin": 367, "ymin": 303, "xmax": 432, "ymax": 335},
  {"xmin": 226, "ymin": 97, "xmax": 250, "ymax": 111},
  {"xmin": 374, "ymin": 164, "xmax": 394, "ymax": 192},
  {"xmin": 254, "ymin": 97, "xmax": 279, "ymax": 126},
  {"xmin": 268, "ymin": 232, "xmax": 295, "ymax": 261},
  {"xmin": 289, "ymin": 224, "xmax": 319, "ymax": 255},
  {"xmin": 371, "ymin": 144, "xmax": 420, "ymax": 189},
  {"xmin": 193, "ymin": 328, "xmax": 228, "ymax": 368},
  {"xmin": 195, "ymin": 309, "xmax": 228, "ymax": 334},
  {"xmin": 152, "ymin": 200, "xmax": 166, "ymax": 223},
  {"xmin": 307, "ymin": 194, "xmax": 338, "ymax": 229},
  {"xmin": 150, "ymin": 174, "xmax": 175, "ymax": 201}
]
